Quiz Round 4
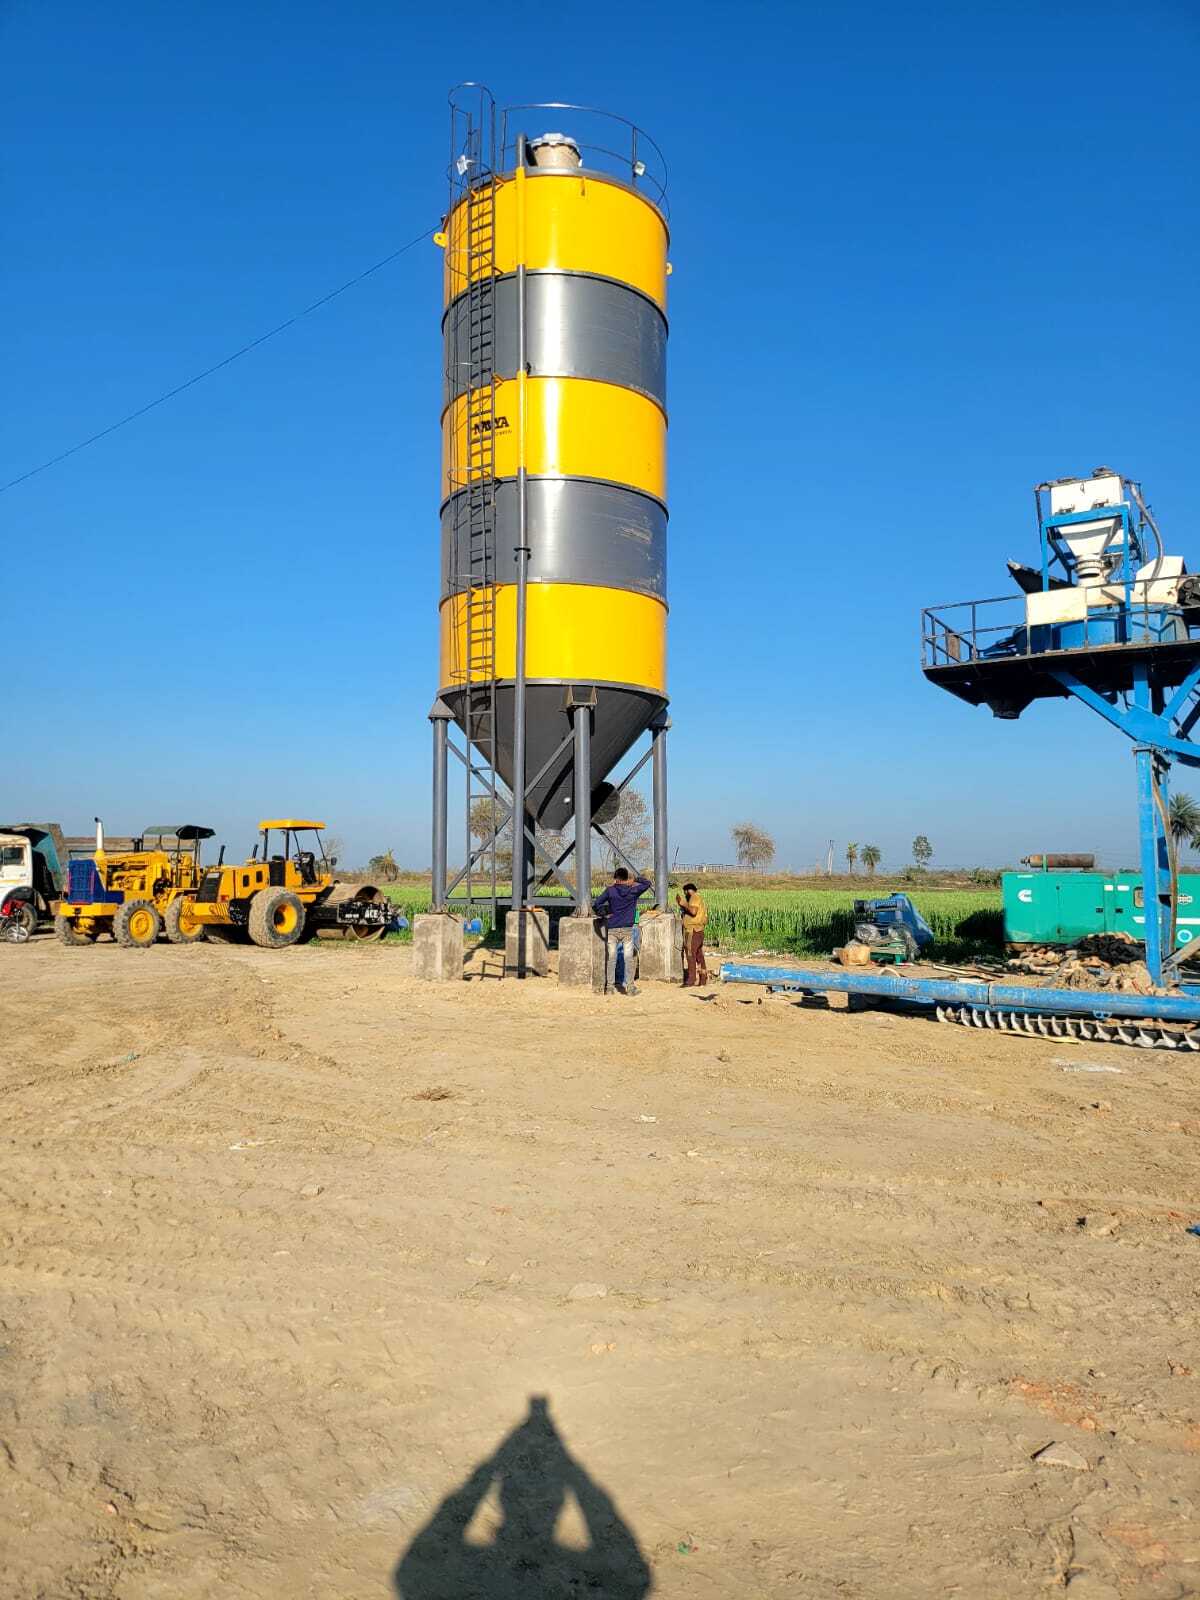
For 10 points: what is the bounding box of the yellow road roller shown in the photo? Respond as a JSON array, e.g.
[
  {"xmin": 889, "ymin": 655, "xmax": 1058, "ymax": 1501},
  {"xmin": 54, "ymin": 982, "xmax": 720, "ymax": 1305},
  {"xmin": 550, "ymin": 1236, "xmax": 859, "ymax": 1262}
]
[{"xmin": 183, "ymin": 820, "xmax": 392, "ymax": 948}]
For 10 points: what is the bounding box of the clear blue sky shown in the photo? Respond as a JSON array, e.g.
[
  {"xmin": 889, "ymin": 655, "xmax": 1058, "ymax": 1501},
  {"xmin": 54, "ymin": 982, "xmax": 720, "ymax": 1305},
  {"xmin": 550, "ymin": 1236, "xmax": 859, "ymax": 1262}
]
[{"xmin": 4, "ymin": 0, "xmax": 1197, "ymax": 870}]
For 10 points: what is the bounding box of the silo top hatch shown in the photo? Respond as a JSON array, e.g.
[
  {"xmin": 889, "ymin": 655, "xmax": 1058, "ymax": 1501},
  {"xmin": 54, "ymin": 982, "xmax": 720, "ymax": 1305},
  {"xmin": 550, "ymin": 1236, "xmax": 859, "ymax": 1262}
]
[{"xmin": 441, "ymin": 97, "xmax": 670, "ymax": 311}]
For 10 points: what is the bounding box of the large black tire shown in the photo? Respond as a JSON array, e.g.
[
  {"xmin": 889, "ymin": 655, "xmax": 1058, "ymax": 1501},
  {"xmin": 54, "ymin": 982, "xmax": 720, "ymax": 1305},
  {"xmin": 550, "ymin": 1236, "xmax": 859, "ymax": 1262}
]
[
  {"xmin": 164, "ymin": 897, "xmax": 206, "ymax": 945},
  {"xmin": 248, "ymin": 888, "xmax": 305, "ymax": 949},
  {"xmin": 55, "ymin": 912, "xmax": 93, "ymax": 947},
  {"xmin": 13, "ymin": 903, "xmax": 37, "ymax": 937},
  {"xmin": 114, "ymin": 900, "xmax": 162, "ymax": 949}
]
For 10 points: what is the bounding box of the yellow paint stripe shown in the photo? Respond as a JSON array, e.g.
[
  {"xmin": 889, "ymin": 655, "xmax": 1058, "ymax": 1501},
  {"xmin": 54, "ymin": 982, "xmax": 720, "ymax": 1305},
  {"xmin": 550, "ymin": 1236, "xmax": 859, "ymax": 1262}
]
[
  {"xmin": 442, "ymin": 377, "xmax": 665, "ymax": 502},
  {"xmin": 444, "ymin": 175, "xmax": 668, "ymax": 309},
  {"xmin": 440, "ymin": 584, "xmax": 667, "ymax": 693}
]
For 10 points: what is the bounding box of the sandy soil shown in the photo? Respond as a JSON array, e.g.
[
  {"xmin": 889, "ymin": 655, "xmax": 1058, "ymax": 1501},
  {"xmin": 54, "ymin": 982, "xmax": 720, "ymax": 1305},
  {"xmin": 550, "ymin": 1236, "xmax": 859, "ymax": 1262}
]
[{"xmin": 1, "ymin": 937, "xmax": 1198, "ymax": 1599}]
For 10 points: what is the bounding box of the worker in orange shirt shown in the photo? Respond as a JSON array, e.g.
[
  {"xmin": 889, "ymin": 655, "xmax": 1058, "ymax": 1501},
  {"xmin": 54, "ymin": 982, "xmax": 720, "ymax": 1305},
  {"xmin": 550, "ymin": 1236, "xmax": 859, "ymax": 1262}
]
[{"xmin": 676, "ymin": 882, "xmax": 708, "ymax": 987}]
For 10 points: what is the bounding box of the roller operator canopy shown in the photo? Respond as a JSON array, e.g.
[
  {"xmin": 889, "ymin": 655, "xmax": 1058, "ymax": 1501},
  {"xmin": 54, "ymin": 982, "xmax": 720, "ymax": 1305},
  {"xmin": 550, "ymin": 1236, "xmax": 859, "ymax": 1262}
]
[
  {"xmin": 142, "ymin": 825, "xmax": 215, "ymax": 840},
  {"xmin": 259, "ymin": 820, "xmax": 325, "ymax": 830}
]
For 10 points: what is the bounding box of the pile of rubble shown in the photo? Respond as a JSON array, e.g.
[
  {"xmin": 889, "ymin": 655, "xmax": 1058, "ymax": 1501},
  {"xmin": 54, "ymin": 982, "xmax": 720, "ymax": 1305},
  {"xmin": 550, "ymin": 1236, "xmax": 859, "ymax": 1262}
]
[{"xmin": 1006, "ymin": 931, "xmax": 1169, "ymax": 996}]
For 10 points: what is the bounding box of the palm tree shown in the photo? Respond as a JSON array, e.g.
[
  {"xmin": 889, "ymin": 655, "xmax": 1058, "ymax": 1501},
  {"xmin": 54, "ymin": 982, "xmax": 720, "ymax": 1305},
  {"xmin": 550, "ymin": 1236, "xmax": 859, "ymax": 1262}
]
[
  {"xmin": 1169, "ymin": 792, "xmax": 1200, "ymax": 850},
  {"xmin": 861, "ymin": 844, "xmax": 881, "ymax": 876},
  {"xmin": 845, "ymin": 842, "xmax": 858, "ymax": 875}
]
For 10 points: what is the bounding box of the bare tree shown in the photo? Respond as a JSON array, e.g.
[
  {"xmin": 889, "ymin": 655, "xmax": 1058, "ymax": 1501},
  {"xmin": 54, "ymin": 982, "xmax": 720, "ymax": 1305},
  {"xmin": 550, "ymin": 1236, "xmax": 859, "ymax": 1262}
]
[
  {"xmin": 323, "ymin": 834, "xmax": 346, "ymax": 868},
  {"xmin": 731, "ymin": 822, "xmax": 775, "ymax": 872},
  {"xmin": 912, "ymin": 834, "xmax": 933, "ymax": 870},
  {"xmin": 598, "ymin": 790, "xmax": 651, "ymax": 874}
]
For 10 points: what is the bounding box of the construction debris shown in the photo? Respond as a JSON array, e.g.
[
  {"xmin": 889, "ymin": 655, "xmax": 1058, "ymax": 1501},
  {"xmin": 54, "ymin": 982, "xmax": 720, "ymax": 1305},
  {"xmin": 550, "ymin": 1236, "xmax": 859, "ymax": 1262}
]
[{"xmin": 1006, "ymin": 933, "xmax": 1172, "ymax": 997}]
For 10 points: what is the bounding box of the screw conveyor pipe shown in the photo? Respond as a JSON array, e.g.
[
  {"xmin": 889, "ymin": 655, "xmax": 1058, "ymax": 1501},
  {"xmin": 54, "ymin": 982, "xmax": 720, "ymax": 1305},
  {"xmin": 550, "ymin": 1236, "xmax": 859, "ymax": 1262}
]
[{"xmin": 718, "ymin": 964, "xmax": 1200, "ymax": 1023}]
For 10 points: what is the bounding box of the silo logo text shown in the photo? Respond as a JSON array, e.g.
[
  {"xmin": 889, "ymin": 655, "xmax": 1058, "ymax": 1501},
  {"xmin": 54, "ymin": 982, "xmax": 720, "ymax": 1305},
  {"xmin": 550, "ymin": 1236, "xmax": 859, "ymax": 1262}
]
[{"xmin": 471, "ymin": 416, "xmax": 510, "ymax": 436}]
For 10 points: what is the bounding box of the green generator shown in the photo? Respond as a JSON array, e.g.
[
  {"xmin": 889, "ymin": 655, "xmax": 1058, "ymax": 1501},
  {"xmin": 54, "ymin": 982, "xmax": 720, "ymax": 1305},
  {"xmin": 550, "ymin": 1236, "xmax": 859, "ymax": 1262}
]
[{"xmin": 1002, "ymin": 869, "xmax": 1200, "ymax": 950}]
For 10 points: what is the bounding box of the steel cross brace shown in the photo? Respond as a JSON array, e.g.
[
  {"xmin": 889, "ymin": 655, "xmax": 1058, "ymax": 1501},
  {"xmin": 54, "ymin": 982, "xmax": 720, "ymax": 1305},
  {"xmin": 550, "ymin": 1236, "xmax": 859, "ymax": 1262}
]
[{"xmin": 1046, "ymin": 669, "xmax": 1200, "ymax": 767}]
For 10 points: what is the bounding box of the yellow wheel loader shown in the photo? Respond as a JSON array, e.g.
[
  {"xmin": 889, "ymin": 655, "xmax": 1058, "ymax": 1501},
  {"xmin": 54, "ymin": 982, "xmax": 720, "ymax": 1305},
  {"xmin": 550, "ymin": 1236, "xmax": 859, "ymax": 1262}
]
[
  {"xmin": 54, "ymin": 822, "xmax": 216, "ymax": 948},
  {"xmin": 184, "ymin": 820, "xmax": 391, "ymax": 949}
]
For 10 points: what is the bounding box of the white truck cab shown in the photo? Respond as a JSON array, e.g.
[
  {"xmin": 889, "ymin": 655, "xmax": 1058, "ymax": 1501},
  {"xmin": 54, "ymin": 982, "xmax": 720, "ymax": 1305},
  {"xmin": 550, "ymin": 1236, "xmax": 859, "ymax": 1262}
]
[{"xmin": 0, "ymin": 824, "xmax": 66, "ymax": 935}]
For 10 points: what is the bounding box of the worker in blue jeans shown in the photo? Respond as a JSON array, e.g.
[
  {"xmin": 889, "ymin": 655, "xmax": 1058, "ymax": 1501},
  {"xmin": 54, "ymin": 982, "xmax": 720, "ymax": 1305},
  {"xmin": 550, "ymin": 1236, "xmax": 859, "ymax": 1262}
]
[{"xmin": 593, "ymin": 866, "xmax": 652, "ymax": 996}]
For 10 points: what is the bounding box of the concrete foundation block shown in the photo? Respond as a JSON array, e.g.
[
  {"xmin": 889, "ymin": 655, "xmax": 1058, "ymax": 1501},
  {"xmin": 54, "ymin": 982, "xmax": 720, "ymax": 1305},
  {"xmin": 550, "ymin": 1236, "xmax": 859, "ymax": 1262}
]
[
  {"xmin": 412, "ymin": 913, "xmax": 463, "ymax": 981},
  {"xmin": 558, "ymin": 914, "xmax": 606, "ymax": 990},
  {"xmin": 505, "ymin": 907, "xmax": 550, "ymax": 976},
  {"xmin": 638, "ymin": 911, "xmax": 682, "ymax": 983}
]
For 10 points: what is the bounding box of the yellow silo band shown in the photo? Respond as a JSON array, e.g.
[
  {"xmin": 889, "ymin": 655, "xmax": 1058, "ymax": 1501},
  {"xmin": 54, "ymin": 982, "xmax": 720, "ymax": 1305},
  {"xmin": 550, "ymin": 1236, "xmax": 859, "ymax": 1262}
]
[
  {"xmin": 444, "ymin": 173, "xmax": 668, "ymax": 310},
  {"xmin": 442, "ymin": 377, "xmax": 666, "ymax": 502},
  {"xmin": 439, "ymin": 584, "xmax": 667, "ymax": 695}
]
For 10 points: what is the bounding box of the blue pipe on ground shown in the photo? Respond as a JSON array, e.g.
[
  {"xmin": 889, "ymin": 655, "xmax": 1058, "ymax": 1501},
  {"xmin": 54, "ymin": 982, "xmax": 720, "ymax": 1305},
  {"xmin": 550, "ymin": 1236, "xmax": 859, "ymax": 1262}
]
[{"xmin": 717, "ymin": 963, "xmax": 1200, "ymax": 1023}]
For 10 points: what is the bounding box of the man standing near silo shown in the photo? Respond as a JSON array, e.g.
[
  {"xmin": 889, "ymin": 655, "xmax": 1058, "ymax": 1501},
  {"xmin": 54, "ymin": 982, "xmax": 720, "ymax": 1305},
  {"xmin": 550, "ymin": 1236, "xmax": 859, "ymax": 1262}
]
[
  {"xmin": 593, "ymin": 867, "xmax": 652, "ymax": 996},
  {"xmin": 676, "ymin": 882, "xmax": 709, "ymax": 987}
]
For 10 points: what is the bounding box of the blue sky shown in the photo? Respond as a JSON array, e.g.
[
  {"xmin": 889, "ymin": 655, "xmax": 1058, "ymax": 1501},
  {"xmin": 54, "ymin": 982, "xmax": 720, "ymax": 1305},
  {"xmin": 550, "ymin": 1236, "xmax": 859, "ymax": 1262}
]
[{"xmin": 4, "ymin": 0, "xmax": 1197, "ymax": 871}]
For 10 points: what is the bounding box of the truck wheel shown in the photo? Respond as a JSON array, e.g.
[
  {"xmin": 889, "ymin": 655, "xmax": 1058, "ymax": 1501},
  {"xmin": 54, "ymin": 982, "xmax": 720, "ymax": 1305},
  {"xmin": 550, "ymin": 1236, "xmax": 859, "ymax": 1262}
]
[
  {"xmin": 55, "ymin": 913, "xmax": 93, "ymax": 947},
  {"xmin": 13, "ymin": 903, "xmax": 37, "ymax": 937},
  {"xmin": 164, "ymin": 898, "xmax": 206, "ymax": 945},
  {"xmin": 114, "ymin": 900, "xmax": 162, "ymax": 949},
  {"xmin": 248, "ymin": 888, "xmax": 305, "ymax": 949}
]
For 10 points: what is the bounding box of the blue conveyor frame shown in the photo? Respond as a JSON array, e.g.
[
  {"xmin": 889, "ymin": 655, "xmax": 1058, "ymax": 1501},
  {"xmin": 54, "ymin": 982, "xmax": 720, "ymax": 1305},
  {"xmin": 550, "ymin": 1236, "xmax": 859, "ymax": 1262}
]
[{"xmin": 716, "ymin": 964, "xmax": 1200, "ymax": 1024}]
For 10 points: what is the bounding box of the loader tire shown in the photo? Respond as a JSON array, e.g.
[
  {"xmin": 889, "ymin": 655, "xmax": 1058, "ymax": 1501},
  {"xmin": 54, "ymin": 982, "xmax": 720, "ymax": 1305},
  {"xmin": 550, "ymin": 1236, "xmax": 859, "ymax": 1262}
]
[
  {"xmin": 114, "ymin": 900, "xmax": 162, "ymax": 949},
  {"xmin": 248, "ymin": 888, "xmax": 305, "ymax": 949},
  {"xmin": 55, "ymin": 913, "xmax": 93, "ymax": 947},
  {"xmin": 164, "ymin": 897, "xmax": 206, "ymax": 945}
]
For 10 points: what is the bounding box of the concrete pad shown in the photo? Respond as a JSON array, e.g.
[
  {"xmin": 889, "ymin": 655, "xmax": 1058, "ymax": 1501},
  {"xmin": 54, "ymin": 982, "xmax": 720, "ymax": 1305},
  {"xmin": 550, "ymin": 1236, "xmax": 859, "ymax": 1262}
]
[
  {"xmin": 558, "ymin": 914, "xmax": 605, "ymax": 990},
  {"xmin": 412, "ymin": 913, "xmax": 463, "ymax": 982},
  {"xmin": 638, "ymin": 911, "xmax": 682, "ymax": 983},
  {"xmin": 504, "ymin": 907, "xmax": 550, "ymax": 977}
]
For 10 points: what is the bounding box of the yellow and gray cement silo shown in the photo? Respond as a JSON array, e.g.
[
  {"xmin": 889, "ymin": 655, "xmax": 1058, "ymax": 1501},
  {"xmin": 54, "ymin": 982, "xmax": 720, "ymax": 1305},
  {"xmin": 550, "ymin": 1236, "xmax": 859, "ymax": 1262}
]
[{"xmin": 430, "ymin": 89, "xmax": 671, "ymax": 931}]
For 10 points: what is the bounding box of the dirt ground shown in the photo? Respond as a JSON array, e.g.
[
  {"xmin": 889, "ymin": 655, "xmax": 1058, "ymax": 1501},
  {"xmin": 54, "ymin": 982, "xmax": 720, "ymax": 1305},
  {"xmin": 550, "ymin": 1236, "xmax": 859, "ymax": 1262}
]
[{"xmin": 1, "ymin": 937, "xmax": 1198, "ymax": 1600}]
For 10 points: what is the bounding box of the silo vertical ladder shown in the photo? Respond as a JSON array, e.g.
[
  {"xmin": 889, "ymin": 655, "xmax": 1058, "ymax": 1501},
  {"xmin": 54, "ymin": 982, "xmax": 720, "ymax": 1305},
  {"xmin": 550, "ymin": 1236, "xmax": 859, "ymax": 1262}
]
[{"xmin": 457, "ymin": 175, "xmax": 500, "ymax": 891}]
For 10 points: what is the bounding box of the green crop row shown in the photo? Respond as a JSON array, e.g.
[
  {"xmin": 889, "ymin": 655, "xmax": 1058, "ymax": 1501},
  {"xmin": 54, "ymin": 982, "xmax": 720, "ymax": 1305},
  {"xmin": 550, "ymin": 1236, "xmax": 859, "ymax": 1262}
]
[{"xmin": 381, "ymin": 885, "xmax": 1003, "ymax": 959}]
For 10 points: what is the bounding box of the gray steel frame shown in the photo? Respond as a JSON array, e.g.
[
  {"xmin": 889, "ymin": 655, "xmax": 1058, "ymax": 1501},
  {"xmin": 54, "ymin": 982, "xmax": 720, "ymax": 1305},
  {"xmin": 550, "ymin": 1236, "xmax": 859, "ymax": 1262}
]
[{"xmin": 430, "ymin": 696, "xmax": 670, "ymax": 934}]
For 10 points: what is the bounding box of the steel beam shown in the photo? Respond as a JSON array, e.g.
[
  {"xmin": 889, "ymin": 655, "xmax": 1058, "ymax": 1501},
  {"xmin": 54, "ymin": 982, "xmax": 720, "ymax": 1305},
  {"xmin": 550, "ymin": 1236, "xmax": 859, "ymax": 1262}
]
[
  {"xmin": 430, "ymin": 703, "xmax": 451, "ymax": 910},
  {"xmin": 573, "ymin": 702, "xmax": 592, "ymax": 912},
  {"xmin": 651, "ymin": 713, "xmax": 669, "ymax": 909}
]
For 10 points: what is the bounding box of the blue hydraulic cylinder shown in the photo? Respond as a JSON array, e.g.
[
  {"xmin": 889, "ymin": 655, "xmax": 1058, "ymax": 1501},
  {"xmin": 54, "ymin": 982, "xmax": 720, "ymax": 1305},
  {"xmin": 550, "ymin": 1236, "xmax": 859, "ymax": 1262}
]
[{"xmin": 717, "ymin": 963, "xmax": 1200, "ymax": 1023}]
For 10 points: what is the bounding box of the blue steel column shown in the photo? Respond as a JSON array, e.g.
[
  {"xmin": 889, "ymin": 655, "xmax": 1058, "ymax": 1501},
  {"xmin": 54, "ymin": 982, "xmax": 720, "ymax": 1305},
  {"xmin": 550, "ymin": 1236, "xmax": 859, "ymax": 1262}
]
[
  {"xmin": 1135, "ymin": 746, "xmax": 1167, "ymax": 984},
  {"xmin": 1132, "ymin": 661, "xmax": 1169, "ymax": 984}
]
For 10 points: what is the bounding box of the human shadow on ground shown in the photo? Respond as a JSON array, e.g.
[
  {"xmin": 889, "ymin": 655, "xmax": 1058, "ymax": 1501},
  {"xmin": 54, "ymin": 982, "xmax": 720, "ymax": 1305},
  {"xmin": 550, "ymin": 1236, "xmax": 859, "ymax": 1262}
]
[{"xmin": 393, "ymin": 1395, "xmax": 653, "ymax": 1599}]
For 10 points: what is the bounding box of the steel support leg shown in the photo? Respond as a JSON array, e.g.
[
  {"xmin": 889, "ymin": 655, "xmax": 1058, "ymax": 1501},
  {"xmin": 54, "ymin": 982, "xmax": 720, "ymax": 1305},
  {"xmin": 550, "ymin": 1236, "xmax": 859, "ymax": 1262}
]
[
  {"xmin": 573, "ymin": 704, "xmax": 592, "ymax": 912},
  {"xmin": 1135, "ymin": 745, "xmax": 1168, "ymax": 985},
  {"xmin": 651, "ymin": 714, "xmax": 669, "ymax": 909},
  {"xmin": 431, "ymin": 712, "xmax": 449, "ymax": 910}
]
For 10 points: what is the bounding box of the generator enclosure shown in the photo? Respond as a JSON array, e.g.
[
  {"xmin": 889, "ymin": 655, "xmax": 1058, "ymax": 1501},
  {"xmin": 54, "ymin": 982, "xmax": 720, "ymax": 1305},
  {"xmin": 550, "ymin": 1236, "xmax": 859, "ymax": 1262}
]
[{"xmin": 1003, "ymin": 869, "xmax": 1200, "ymax": 949}]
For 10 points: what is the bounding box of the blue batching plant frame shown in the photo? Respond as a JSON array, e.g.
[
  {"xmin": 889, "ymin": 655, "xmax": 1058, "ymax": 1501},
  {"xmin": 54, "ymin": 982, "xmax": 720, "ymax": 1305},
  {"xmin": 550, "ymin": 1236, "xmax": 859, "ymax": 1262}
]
[
  {"xmin": 921, "ymin": 472, "xmax": 1200, "ymax": 989},
  {"xmin": 722, "ymin": 473, "xmax": 1200, "ymax": 1029}
]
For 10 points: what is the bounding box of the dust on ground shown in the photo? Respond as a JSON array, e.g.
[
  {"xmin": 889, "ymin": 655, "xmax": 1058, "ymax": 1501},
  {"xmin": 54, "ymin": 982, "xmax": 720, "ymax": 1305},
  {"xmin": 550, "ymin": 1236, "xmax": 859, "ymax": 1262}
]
[{"xmin": 1, "ymin": 938, "xmax": 1198, "ymax": 1599}]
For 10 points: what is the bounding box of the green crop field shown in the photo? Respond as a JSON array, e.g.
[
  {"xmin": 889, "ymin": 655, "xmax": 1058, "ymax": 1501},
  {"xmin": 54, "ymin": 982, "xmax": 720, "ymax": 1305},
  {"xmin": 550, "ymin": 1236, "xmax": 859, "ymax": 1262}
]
[{"xmin": 381, "ymin": 884, "xmax": 1003, "ymax": 960}]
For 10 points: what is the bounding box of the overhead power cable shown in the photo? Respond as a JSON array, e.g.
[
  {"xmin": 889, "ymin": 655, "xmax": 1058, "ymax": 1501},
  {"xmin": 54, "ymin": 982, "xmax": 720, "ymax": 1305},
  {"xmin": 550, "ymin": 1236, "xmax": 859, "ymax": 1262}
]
[{"xmin": 0, "ymin": 223, "xmax": 436, "ymax": 496}]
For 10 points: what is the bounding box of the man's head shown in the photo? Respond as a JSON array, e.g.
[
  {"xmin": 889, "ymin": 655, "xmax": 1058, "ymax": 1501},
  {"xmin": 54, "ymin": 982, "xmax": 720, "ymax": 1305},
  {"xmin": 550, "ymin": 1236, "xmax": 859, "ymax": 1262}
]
[
  {"xmin": 683, "ymin": 882, "xmax": 698, "ymax": 896},
  {"xmin": 613, "ymin": 866, "xmax": 629, "ymax": 882}
]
